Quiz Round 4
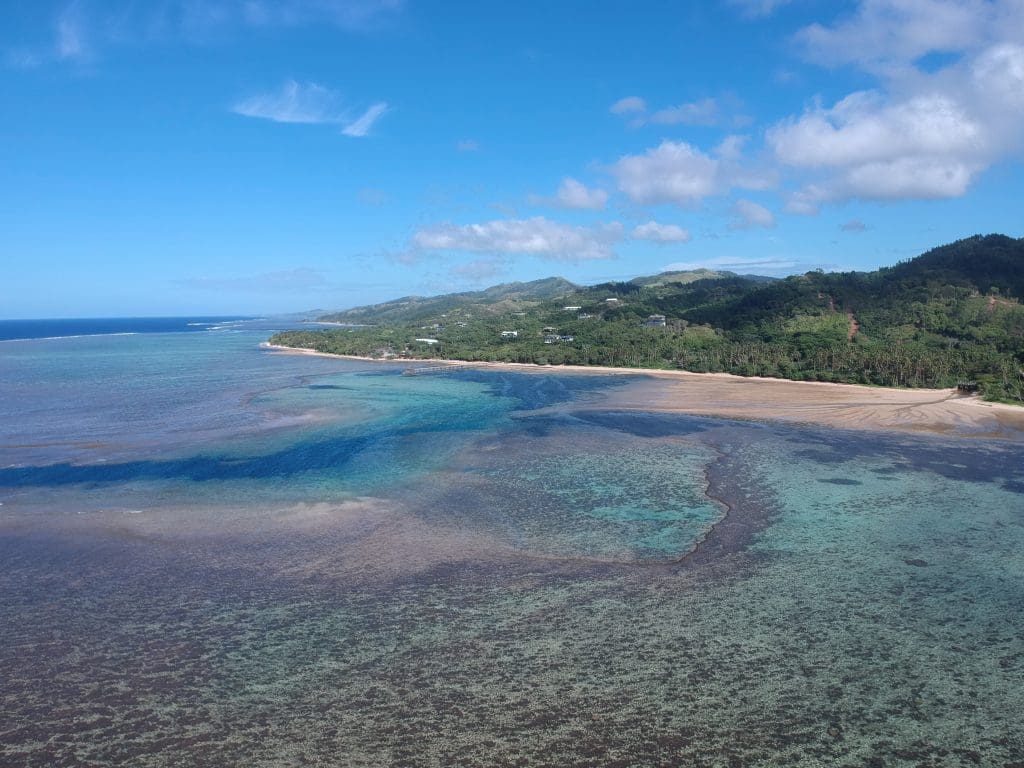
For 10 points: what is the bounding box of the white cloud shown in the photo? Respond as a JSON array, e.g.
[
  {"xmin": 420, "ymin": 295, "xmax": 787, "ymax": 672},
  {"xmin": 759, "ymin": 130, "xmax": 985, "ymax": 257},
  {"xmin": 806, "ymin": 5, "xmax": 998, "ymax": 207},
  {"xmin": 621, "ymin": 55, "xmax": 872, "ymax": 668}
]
[
  {"xmin": 730, "ymin": 199, "xmax": 776, "ymax": 229},
  {"xmin": 662, "ymin": 256, "xmax": 798, "ymax": 274},
  {"xmin": 769, "ymin": 91, "xmax": 983, "ymax": 170},
  {"xmin": 610, "ymin": 140, "xmax": 772, "ymax": 207},
  {"xmin": 529, "ymin": 178, "xmax": 608, "ymax": 210},
  {"xmin": 610, "ymin": 96, "xmax": 647, "ymax": 114},
  {"xmin": 232, "ymin": 81, "xmax": 387, "ymax": 136},
  {"xmin": 729, "ymin": 0, "xmax": 793, "ymax": 19},
  {"xmin": 768, "ymin": 1, "xmax": 1024, "ymax": 206},
  {"xmin": 973, "ymin": 43, "xmax": 1024, "ymax": 111},
  {"xmin": 450, "ymin": 258, "xmax": 510, "ymax": 283},
  {"xmin": 341, "ymin": 101, "xmax": 388, "ymax": 137},
  {"xmin": 797, "ymin": 0, "xmax": 994, "ymax": 71},
  {"xmin": 241, "ymin": 0, "xmax": 404, "ymax": 29},
  {"xmin": 767, "ymin": 89, "xmax": 994, "ymax": 202},
  {"xmin": 632, "ymin": 221, "xmax": 692, "ymax": 243},
  {"xmin": 650, "ymin": 98, "xmax": 720, "ymax": 126},
  {"xmin": 20, "ymin": 1, "xmax": 403, "ymax": 69},
  {"xmin": 179, "ymin": 267, "xmax": 330, "ymax": 293},
  {"xmin": 232, "ymin": 80, "xmax": 346, "ymax": 124},
  {"xmin": 358, "ymin": 188, "xmax": 389, "ymax": 205},
  {"xmin": 611, "ymin": 141, "xmax": 720, "ymax": 206},
  {"xmin": 413, "ymin": 217, "xmax": 621, "ymax": 261},
  {"xmin": 56, "ymin": 6, "xmax": 88, "ymax": 60}
]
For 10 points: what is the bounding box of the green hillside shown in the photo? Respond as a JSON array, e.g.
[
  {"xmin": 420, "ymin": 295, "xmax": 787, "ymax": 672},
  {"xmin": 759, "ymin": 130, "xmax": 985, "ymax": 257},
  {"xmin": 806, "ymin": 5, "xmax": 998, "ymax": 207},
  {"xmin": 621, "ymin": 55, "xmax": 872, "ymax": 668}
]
[
  {"xmin": 318, "ymin": 276, "xmax": 578, "ymax": 324},
  {"xmin": 272, "ymin": 235, "xmax": 1024, "ymax": 403}
]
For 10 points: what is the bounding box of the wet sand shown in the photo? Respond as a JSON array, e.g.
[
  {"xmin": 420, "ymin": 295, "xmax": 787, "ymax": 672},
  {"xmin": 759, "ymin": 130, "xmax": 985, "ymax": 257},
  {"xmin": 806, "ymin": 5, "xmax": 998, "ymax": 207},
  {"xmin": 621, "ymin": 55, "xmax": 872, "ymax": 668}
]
[{"xmin": 262, "ymin": 343, "xmax": 1024, "ymax": 439}]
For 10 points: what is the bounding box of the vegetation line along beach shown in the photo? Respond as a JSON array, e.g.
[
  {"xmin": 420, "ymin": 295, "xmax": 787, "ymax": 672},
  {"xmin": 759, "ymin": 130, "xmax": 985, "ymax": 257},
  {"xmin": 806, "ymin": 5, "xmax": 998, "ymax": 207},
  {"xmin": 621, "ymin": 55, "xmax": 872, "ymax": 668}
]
[{"xmin": 269, "ymin": 235, "xmax": 1024, "ymax": 405}]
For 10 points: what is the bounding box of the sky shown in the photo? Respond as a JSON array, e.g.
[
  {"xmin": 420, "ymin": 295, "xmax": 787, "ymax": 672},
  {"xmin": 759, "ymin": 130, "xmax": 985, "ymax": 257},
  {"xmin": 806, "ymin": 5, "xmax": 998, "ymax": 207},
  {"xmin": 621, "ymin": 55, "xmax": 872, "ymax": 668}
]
[{"xmin": 2, "ymin": 0, "xmax": 1023, "ymax": 318}]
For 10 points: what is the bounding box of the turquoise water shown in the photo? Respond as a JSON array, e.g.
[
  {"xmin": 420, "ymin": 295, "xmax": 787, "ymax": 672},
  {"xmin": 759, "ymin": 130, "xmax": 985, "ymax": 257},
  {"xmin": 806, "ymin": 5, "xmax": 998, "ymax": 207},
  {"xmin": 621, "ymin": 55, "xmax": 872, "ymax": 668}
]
[{"xmin": 1, "ymin": 325, "xmax": 1023, "ymax": 765}]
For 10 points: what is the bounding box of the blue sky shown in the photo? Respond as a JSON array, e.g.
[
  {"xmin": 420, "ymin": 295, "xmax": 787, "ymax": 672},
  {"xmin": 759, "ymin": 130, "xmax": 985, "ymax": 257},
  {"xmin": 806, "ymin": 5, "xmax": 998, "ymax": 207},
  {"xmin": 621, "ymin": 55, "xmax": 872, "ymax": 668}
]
[{"xmin": 2, "ymin": 0, "xmax": 1023, "ymax": 317}]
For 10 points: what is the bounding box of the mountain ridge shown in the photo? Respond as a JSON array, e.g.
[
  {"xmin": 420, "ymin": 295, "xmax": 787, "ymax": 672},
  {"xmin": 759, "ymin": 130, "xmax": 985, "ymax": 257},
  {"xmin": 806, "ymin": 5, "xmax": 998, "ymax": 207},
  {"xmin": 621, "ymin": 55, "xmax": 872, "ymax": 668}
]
[{"xmin": 276, "ymin": 235, "xmax": 1024, "ymax": 403}]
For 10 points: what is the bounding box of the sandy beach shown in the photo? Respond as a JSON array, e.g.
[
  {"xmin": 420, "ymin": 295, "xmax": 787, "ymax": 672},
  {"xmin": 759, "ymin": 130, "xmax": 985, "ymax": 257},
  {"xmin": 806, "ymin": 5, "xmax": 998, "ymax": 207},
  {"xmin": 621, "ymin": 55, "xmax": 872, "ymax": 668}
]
[{"xmin": 261, "ymin": 343, "xmax": 1024, "ymax": 439}]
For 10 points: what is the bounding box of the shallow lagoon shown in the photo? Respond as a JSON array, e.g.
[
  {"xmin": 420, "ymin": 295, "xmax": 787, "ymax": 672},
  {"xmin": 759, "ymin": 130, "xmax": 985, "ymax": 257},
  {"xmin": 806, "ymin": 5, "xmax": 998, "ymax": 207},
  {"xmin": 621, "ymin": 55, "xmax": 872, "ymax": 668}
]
[{"xmin": 1, "ymin": 326, "xmax": 1023, "ymax": 766}]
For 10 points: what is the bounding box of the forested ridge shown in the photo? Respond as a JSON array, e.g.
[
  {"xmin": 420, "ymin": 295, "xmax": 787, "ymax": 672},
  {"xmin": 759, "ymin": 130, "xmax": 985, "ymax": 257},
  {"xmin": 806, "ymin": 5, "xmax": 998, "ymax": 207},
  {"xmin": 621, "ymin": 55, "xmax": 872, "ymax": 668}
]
[{"xmin": 271, "ymin": 234, "xmax": 1024, "ymax": 403}]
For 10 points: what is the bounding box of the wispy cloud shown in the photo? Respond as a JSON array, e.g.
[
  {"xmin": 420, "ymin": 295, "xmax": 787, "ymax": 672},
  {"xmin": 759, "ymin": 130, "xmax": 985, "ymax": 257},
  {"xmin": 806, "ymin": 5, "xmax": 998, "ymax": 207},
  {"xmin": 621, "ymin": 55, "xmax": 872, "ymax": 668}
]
[
  {"xmin": 611, "ymin": 94, "xmax": 746, "ymax": 128},
  {"xmin": 56, "ymin": 4, "xmax": 89, "ymax": 60},
  {"xmin": 841, "ymin": 219, "xmax": 868, "ymax": 232},
  {"xmin": 240, "ymin": 0, "xmax": 404, "ymax": 30},
  {"xmin": 609, "ymin": 96, "xmax": 646, "ymax": 114},
  {"xmin": 730, "ymin": 199, "xmax": 776, "ymax": 229},
  {"xmin": 358, "ymin": 188, "xmax": 390, "ymax": 206},
  {"xmin": 728, "ymin": 0, "xmax": 793, "ymax": 19},
  {"xmin": 232, "ymin": 80, "xmax": 346, "ymax": 124},
  {"xmin": 341, "ymin": 101, "xmax": 389, "ymax": 137},
  {"xmin": 232, "ymin": 81, "xmax": 388, "ymax": 136},
  {"xmin": 178, "ymin": 267, "xmax": 331, "ymax": 293},
  {"xmin": 450, "ymin": 257, "xmax": 510, "ymax": 283},
  {"xmin": 14, "ymin": 1, "xmax": 404, "ymax": 69},
  {"xmin": 414, "ymin": 217, "xmax": 622, "ymax": 261},
  {"xmin": 662, "ymin": 256, "xmax": 798, "ymax": 274},
  {"xmin": 456, "ymin": 139, "xmax": 480, "ymax": 152},
  {"xmin": 649, "ymin": 97, "xmax": 721, "ymax": 127}
]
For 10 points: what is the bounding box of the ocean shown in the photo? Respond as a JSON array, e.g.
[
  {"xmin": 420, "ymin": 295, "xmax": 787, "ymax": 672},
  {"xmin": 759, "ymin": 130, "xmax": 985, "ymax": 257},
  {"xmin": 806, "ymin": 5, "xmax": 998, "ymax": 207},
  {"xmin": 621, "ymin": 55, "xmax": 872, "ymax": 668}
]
[{"xmin": 1, "ymin": 319, "xmax": 1023, "ymax": 766}]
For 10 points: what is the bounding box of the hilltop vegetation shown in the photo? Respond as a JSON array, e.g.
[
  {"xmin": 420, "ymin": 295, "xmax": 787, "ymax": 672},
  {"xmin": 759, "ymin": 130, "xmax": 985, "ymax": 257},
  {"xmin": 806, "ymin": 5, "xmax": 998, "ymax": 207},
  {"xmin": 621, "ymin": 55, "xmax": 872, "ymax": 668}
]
[{"xmin": 272, "ymin": 235, "xmax": 1024, "ymax": 403}]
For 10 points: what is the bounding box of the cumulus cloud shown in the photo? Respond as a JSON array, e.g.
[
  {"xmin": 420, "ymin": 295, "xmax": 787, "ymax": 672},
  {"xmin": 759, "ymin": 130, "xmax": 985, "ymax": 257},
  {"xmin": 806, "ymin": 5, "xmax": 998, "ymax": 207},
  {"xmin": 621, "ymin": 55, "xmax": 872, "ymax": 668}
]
[
  {"xmin": 767, "ymin": 90, "xmax": 986, "ymax": 201},
  {"xmin": 413, "ymin": 217, "xmax": 622, "ymax": 261},
  {"xmin": 611, "ymin": 141, "xmax": 720, "ymax": 206},
  {"xmin": 610, "ymin": 96, "xmax": 647, "ymax": 114},
  {"xmin": 232, "ymin": 81, "xmax": 387, "ymax": 136},
  {"xmin": 768, "ymin": 0, "xmax": 1024, "ymax": 206},
  {"xmin": 769, "ymin": 91, "xmax": 982, "ymax": 169},
  {"xmin": 730, "ymin": 199, "xmax": 777, "ymax": 229},
  {"xmin": 529, "ymin": 178, "xmax": 608, "ymax": 210},
  {"xmin": 610, "ymin": 140, "xmax": 773, "ymax": 207},
  {"xmin": 341, "ymin": 102, "xmax": 389, "ymax": 137},
  {"xmin": 632, "ymin": 221, "xmax": 692, "ymax": 243}
]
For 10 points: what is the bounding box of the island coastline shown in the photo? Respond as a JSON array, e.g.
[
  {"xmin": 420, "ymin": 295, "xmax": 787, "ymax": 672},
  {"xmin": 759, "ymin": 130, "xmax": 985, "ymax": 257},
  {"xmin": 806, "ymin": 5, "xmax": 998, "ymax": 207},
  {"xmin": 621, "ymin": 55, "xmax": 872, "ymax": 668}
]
[{"xmin": 261, "ymin": 342, "xmax": 1024, "ymax": 440}]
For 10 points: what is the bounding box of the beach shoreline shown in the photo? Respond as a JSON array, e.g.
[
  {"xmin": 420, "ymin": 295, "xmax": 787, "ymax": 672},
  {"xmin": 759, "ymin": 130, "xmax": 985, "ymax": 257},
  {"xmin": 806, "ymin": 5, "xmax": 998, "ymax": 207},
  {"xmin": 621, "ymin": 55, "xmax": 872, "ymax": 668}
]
[{"xmin": 260, "ymin": 342, "xmax": 1024, "ymax": 439}]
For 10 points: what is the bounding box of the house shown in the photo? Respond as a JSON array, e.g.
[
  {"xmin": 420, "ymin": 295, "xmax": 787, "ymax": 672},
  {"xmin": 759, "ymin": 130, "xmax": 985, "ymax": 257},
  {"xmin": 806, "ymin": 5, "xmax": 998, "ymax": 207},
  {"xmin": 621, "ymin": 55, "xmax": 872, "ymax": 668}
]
[
  {"xmin": 500, "ymin": 330, "xmax": 519, "ymax": 338},
  {"xmin": 414, "ymin": 338, "xmax": 439, "ymax": 345},
  {"xmin": 605, "ymin": 297, "xmax": 620, "ymax": 304},
  {"xmin": 643, "ymin": 314, "xmax": 667, "ymax": 327},
  {"xmin": 544, "ymin": 334, "xmax": 575, "ymax": 344},
  {"xmin": 562, "ymin": 306, "xmax": 582, "ymax": 311},
  {"xmin": 577, "ymin": 312, "xmax": 593, "ymax": 320}
]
